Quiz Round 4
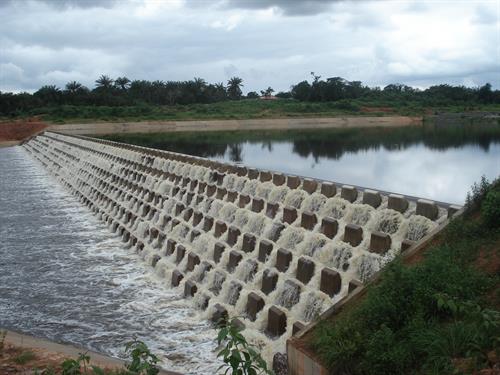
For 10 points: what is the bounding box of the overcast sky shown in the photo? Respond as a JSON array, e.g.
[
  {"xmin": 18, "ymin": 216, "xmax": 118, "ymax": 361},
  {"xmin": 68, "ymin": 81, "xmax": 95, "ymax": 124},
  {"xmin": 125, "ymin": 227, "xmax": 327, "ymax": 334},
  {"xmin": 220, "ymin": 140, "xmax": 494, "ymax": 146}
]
[{"xmin": 1, "ymin": 0, "xmax": 499, "ymax": 94}]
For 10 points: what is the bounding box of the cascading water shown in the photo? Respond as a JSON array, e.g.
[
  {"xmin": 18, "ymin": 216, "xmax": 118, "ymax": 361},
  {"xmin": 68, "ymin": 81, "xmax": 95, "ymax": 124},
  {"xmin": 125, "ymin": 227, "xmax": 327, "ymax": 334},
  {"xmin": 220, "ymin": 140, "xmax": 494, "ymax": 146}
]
[{"xmin": 17, "ymin": 132, "xmax": 451, "ymax": 370}]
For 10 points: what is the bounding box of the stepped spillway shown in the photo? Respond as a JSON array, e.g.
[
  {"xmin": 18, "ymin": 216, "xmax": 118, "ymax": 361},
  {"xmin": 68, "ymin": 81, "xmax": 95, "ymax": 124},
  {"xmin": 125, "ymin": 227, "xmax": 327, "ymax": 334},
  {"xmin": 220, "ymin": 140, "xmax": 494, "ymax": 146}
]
[{"xmin": 21, "ymin": 132, "xmax": 459, "ymax": 364}]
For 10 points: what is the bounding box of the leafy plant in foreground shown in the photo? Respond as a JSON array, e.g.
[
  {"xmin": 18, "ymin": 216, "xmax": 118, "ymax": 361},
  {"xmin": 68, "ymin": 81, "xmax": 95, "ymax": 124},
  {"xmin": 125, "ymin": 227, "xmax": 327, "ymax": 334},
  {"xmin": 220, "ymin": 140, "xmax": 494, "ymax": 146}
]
[
  {"xmin": 217, "ymin": 317, "xmax": 273, "ymax": 375},
  {"xmin": 124, "ymin": 339, "xmax": 159, "ymax": 375}
]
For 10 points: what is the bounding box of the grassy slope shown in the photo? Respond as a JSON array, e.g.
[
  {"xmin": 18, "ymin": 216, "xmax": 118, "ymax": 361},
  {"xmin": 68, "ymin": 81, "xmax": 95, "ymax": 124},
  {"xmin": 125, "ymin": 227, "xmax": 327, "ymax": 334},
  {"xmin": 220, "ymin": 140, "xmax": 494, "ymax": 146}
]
[
  {"xmin": 312, "ymin": 178, "xmax": 500, "ymax": 375},
  {"xmin": 15, "ymin": 99, "xmax": 500, "ymax": 124}
]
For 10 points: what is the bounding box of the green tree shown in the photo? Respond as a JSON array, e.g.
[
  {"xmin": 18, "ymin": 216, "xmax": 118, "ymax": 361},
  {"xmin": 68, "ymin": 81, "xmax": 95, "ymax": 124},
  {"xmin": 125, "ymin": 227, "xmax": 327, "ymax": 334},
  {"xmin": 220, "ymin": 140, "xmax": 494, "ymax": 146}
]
[
  {"xmin": 114, "ymin": 76, "xmax": 131, "ymax": 91},
  {"xmin": 95, "ymin": 75, "xmax": 114, "ymax": 90},
  {"xmin": 227, "ymin": 76, "xmax": 243, "ymax": 100}
]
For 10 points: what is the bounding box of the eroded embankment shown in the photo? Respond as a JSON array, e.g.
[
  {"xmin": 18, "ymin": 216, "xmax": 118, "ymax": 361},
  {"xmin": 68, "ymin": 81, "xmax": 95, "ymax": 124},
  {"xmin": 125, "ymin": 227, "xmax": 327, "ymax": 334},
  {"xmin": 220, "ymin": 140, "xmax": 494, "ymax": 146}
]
[
  {"xmin": 0, "ymin": 118, "xmax": 47, "ymax": 146},
  {"xmin": 22, "ymin": 131, "xmax": 455, "ymax": 368}
]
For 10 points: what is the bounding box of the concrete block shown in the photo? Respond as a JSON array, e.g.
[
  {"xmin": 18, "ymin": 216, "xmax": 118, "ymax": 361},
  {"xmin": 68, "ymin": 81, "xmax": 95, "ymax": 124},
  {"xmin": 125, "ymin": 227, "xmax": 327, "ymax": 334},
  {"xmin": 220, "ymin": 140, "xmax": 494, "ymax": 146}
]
[
  {"xmin": 401, "ymin": 239, "xmax": 415, "ymax": 252},
  {"xmin": 238, "ymin": 194, "xmax": 250, "ymax": 208},
  {"xmin": 190, "ymin": 229, "xmax": 201, "ymax": 242},
  {"xmin": 280, "ymin": 280, "xmax": 301, "ymax": 309},
  {"xmin": 388, "ymin": 194, "xmax": 409, "ymax": 213},
  {"xmin": 175, "ymin": 245, "xmax": 186, "ymax": 264},
  {"xmin": 261, "ymin": 269, "xmax": 279, "ymax": 295},
  {"xmin": 320, "ymin": 183, "xmax": 336, "ymax": 198},
  {"xmin": 151, "ymin": 255, "xmax": 161, "ymax": 267},
  {"xmin": 233, "ymin": 318, "xmax": 245, "ymax": 331},
  {"xmin": 267, "ymin": 306, "xmax": 287, "ymax": 337},
  {"xmin": 183, "ymin": 207, "xmax": 193, "ymax": 221},
  {"xmin": 171, "ymin": 270, "xmax": 184, "ymax": 287},
  {"xmin": 209, "ymin": 271, "xmax": 226, "ymax": 296},
  {"xmin": 296, "ymin": 257, "xmax": 315, "ymax": 285},
  {"xmin": 321, "ymin": 217, "xmax": 338, "ymax": 239},
  {"xmin": 273, "ymin": 173, "xmax": 286, "ymax": 186},
  {"xmin": 211, "ymin": 304, "xmax": 228, "ymax": 326},
  {"xmin": 416, "ymin": 199, "xmax": 438, "ymax": 220},
  {"xmin": 166, "ymin": 239, "xmax": 177, "ymax": 256},
  {"xmin": 287, "ymin": 175, "xmax": 301, "ymax": 189},
  {"xmin": 197, "ymin": 261, "xmax": 213, "ymax": 282},
  {"xmin": 190, "ymin": 180, "xmax": 198, "ymax": 191},
  {"xmin": 302, "ymin": 179, "xmax": 318, "ymax": 194},
  {"xmin": 227, "ymin": 226, "xmax": 241, "ymax": 246},
  {"xmin": 276, "ymin": 248, "xmax": 292, "ymax": 272},
  {"xmin": 363, "ymin": 189, "xmax": 382, "ymax": 208},
  {"xmin": 213, "ymin": 242, "xmax": 226, "ymax": 263},
  {"xmin": 193, "ymin": 211, "xmax": 203, "ymax": 226},
  {"xmin": 216, "ymin": 187, "xmax": 227, "ymax": 199},
  {"xmin": 301, "ymin": 211, "xmax": 317, "ymax": 230},
  {"xmin": 248, "ymin": 168, "xmax": 259, "ymax": 179},
  {"xmin": 242, "ymin": 233, "xmax": 256, "ymax": 253},
  {"xmin": 320, "ymin": 268, "xmax": 342, "ymax": 297},
  {"xmin": 348, "ymin": 279, "xmax": 363, "ymax": 294},
  {"xmin": 184, "ymin": 280, "xmax": 197, "ymax": 297},
  {"xmin": 226, "ymin": 190, "xmax": 238, "ymax": 202},
  {"xmin": 369, "ymin": 231, "xmax": 392, "ymax": 254},
  {"xmin": 448, "ymin": 204, "xmax": 462, "ymax": 218},
  {"xmin": 237, "ymin": 166, "xmax": 247, "ymax": 177},
  {"xmin": 227, "ymin": 250, "xmax": 243, "ymax": 272},
  {"xmin": 214, "ymin": 220, "xmax": 227, "ymax": 238},
  {"xmin": 206, "ymin": 184, "xmax": 217, "ymax": 197},
  {"xmin": 227, "ymin": 281, "xmax": 243, "ymax": 305},
  {"xmin": 292, "ymin": 321, "xmax": 306, "ymax": 335},
  {"xmin": 203, "ymin": 216, "xmax": 214, "ymax": 232},
  {"xmin": 260, "ymin": 171, "xmax": 272, "ymax": 182},
  {"xmin": 283, "ymin": 206, "xmax": 298, "ymax": 224},
  {"xmin": 175, "ymin": 203, "xmax": 185, "ymax": 216},
  {"xmin": 258, "ymin": 240, "xmax": 273, "ymax": 262},
  {"xmin": 216, "ymin": 173, "xmax": 225, "ymax": 186},
  {"xmin": 265, "ymin": 202, "xmax": 279, "ymax": 219},
  {"xmin": 343, "ymin": 223, "xmax": 363, "ymax": 247},
  {"xmin": 246, "ymin": 292, "xmax": 265, "ymax": 321},
  {"xmin": 186, "ymin": 252, "xmax": 200, "ymax": 272},
  {"xmin": 252, "ymin": 198, "xmax": 264, "ymax": 213},
  {"xmin": 341, "ymin": 185, "xmax": 358, "ymax": 203}
]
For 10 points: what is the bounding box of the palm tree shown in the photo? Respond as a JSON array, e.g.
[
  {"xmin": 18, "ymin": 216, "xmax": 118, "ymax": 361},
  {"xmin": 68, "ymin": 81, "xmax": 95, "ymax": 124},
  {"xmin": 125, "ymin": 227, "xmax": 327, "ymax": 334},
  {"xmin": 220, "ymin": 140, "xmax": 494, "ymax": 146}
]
[
  {"xmin": 95, "ymin": 75, "xmax": 114, "ymax": 90},
  {"xmin": 65, "ymin": 81, "xmax": 83, "ymax": 94},
  {"xmin": 227, "ymin": 77, "xmax": 243, "ymax": 100},
  {"xmin": 114, "ymin": 76, "xmax": 131, "ymax": 91}
]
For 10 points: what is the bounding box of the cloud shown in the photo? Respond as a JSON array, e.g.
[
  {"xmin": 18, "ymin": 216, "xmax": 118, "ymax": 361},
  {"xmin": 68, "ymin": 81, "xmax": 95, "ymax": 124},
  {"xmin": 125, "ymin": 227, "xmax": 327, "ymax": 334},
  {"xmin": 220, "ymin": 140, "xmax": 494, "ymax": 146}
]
[
  {"xmin": 0, "ymin": 0, "xmax": 498, "ymax": 93},
  {"xmin": 219, "ymin": 0, "xmax": 341, "ymax": 16},
  {"xmin": 0, "ymin": 0, "xmax": 120, "ymax": 9}
]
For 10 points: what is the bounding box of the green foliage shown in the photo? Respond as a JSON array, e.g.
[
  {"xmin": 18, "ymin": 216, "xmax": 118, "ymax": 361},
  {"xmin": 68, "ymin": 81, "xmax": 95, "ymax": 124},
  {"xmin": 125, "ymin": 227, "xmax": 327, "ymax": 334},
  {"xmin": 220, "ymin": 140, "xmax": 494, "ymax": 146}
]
[
  {"xmin": 124, "ymin": 339, "xmax": 159, "ymax": 375},
  {"xmin": 14, "ymin": 350, "xmax": 36, "ymax": 364},
  {"xmin": 313, "ymin": 177, "xmax": 500, "ymax": 375},
  {"xmin": 217, "ymin": 317, "xmax": 273, "ymax": 375},
  {"xmin": 482, "ymin": 189, "xmax": 500, "ymax": 228},
  {"xmin": 61, "ymin": 352, "xmax": 91, "ymax": 375}
]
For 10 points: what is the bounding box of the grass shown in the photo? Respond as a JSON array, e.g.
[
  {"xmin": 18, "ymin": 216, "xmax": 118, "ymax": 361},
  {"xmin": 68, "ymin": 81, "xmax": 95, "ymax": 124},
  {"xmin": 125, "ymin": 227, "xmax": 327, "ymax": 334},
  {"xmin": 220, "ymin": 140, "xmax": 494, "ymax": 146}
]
[
  {"xmin": 10, "ymin": 99, "xmax": 500, "ymax": 124},
  {"xmin": 312, "ymin": 177, "xmax": 500, "ymax": 375},
  {"xmin": 14, "ymin": 350, "xmax": 37, "ymax": 364}
]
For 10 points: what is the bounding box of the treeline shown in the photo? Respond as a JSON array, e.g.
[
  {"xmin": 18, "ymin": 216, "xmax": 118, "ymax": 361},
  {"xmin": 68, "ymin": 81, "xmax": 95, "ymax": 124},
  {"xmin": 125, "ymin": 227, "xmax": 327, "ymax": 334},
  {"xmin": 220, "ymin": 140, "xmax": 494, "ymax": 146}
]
[{"xmin": 1, "ymin": 73, "xmax": 499, "ymax": 116}]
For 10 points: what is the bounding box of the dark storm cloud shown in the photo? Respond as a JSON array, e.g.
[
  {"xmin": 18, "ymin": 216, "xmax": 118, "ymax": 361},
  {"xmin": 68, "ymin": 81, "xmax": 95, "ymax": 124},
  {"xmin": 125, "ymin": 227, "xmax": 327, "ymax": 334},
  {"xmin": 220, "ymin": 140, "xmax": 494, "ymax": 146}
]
[
  {"xmin": 220, "ymin": 0, "xmax": 343, "ymax": 15},
  {"xmin": 0, "ymin": 0, "xmax": 118, "ymax": 9}
]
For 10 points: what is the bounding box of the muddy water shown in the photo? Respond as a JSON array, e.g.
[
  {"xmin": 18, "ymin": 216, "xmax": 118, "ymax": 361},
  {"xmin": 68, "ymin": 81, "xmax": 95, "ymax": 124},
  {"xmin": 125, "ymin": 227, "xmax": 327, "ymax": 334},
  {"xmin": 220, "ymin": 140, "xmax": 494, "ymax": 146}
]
[{"xmin": 0, "ymin": 147, "xmax": 219, "ymax": 374}]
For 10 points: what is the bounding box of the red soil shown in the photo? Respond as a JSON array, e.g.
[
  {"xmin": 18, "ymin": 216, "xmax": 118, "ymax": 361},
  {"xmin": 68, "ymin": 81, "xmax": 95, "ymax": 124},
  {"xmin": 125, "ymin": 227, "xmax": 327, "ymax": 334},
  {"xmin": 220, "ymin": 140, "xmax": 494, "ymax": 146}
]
[{"xmin": 0, "ymin": 117, "xmax": 47, "ymax": 143}]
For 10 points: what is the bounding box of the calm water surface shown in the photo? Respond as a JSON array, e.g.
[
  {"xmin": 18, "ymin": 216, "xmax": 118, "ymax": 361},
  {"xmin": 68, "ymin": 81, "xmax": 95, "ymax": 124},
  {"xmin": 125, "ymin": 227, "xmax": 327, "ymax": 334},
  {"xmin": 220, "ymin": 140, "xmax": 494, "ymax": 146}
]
[
  {"xmin": 0, "ymin": 147, "xmax": 218, "ymax": 374},
  {"xmin": 105, "ymin": 123, "xmax": 500, "ymax": 204}
]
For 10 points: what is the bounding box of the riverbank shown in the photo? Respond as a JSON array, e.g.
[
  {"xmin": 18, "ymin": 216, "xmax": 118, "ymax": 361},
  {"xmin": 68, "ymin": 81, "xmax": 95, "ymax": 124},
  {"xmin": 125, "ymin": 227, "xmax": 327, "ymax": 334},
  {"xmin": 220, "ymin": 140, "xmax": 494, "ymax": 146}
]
[
  {"xmin": 46, "ymin": 115, "xmax": 421, "ymax": 136},
  {"xmin": 288, "ymin": 177, "xmax": 500, "ymax": 375},
  {"xmin": 0, "ymin": 330, "xmax": 181, "ymax": 374}
]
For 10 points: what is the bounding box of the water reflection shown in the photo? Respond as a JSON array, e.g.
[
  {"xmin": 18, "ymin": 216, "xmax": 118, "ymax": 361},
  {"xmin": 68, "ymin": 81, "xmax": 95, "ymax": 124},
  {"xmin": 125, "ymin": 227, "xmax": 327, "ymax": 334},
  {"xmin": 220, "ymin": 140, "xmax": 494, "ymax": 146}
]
[{"xmin": 102, "ymin": 122, "xmax": 500, "ymax": 204}]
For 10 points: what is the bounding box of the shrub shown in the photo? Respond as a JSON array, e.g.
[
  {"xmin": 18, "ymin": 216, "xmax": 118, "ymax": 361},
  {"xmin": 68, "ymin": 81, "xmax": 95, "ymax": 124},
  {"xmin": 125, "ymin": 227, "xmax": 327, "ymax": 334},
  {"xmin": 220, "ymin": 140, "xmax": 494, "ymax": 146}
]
[{"xmin": 482, "ymin": 189, "xmax": 500, "ymax": 228}]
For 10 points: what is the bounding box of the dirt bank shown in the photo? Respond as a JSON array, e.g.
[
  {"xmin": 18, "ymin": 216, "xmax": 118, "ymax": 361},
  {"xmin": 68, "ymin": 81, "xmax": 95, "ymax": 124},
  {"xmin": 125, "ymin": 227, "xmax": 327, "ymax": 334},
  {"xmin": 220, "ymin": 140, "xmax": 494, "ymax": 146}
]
[
  {"xmin": 0, "ymin": 118, "xmax": 47, "ymax": 146},
  {"xmin": 1, "ymin": 330, "xmax": 181, "ymax": 374},
  {"xmin": 49, "ymin": 116, "xmax": 422, "ymax": 136}
]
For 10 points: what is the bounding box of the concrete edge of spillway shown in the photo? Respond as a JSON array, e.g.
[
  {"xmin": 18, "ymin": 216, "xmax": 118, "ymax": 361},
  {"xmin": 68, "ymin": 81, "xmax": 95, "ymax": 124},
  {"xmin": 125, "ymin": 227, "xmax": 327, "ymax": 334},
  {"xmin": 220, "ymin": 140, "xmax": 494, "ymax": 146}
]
[{"xmin": 20, "ymin": 131, "xmax": 462, "ymax": 373}]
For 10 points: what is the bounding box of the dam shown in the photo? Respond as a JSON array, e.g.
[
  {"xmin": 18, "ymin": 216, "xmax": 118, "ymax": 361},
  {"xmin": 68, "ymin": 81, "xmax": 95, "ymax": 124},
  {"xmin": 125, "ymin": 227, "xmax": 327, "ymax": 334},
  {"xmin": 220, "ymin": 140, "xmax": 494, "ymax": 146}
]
[{"xmin": 19, "ymin": 131, "xmax": 460, "ymax": 369}]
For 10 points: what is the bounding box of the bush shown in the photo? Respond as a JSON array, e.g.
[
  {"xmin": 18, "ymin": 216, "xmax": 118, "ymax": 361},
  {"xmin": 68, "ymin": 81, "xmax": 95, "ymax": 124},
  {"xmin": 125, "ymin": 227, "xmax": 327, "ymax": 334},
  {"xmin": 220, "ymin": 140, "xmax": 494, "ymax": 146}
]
[{"xmin": 482, "ymin": 189, "xmax": 500, "ymax": 228}]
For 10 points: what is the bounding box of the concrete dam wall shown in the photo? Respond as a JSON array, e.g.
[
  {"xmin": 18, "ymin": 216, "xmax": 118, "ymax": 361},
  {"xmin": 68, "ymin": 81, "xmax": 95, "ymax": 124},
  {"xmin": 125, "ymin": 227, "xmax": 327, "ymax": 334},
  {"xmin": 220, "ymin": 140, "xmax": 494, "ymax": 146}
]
[{"xmin": 22, "ymin": 132, "xmax": 458, "ymax": 365}]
